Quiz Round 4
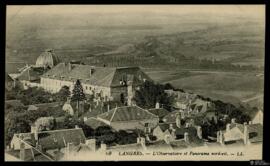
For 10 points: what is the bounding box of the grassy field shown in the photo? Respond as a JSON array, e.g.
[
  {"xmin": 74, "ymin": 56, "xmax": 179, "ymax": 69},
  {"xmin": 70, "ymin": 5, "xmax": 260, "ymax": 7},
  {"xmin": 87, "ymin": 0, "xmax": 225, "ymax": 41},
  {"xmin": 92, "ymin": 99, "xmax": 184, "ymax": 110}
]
[{"xmin": 145, "ymin": 69, "xmax": 264, "ymax": 107}]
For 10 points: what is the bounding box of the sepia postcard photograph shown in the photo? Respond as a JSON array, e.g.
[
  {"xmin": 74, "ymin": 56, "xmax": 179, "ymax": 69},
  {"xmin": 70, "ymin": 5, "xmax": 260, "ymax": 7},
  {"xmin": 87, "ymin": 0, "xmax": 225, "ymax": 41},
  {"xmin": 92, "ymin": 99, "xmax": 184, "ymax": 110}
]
[{"xmin": 4, "ymin": 5, "xmax": 265, "ymax": 161}]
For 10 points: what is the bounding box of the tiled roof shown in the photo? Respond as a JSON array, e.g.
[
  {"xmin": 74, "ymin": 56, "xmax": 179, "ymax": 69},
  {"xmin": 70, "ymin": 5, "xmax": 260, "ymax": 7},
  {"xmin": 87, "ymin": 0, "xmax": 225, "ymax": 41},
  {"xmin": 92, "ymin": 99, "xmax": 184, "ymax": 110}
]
[
  {"xmin": 148, "ymin": 108, "xmax": 170, "ymax": 118},
  {"xmin": 97, "ymin": 106, "xmax": 158, "ymax": 122},
  {"xmin": 17, "ymin": 67, "xmax": 45, "ymax": 81},
  {"xmin": 41, "ymin": 63, "xmax": 151, "ymax": 87},
  {"xmin": 37, "ymin": 128, "xmax": 86, "ymax": 150},
  {"xmin": 84, "ymin": 117, "xmax": 108, "ymax": 129}
]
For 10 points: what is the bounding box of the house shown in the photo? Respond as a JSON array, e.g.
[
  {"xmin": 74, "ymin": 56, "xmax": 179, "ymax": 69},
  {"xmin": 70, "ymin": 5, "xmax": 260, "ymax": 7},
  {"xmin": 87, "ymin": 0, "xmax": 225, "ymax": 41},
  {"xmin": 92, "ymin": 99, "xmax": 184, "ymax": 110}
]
[
  {"xmin": 217, "ymin": 119, "xmax": 263, "ymax": 145},
  {"xmin": 40, "ymin": 62, "xmax": 152, "ymax": 103},
  {"xmin": 97, "ymin": 105, "xmax": 159, "ymax": 131}
]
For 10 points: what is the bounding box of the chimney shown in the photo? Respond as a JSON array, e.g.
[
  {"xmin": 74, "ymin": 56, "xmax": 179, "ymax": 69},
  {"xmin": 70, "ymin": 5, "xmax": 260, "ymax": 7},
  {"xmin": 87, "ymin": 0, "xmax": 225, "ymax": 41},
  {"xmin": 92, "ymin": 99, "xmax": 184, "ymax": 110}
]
[
  {"xmin": 231, "ymin": 118, "xmax": 236, "ymax": 124},
  {"xmin": 86, "ymin": 139, "xmax": 96, "ymax": 152},
  {"xmin": 226, "ymin": 123, "xmax": 231, "ymax": 132},
  {"xmin": 197, "ymin": 126, "xmax": 202, "ymax": 139},
  {"xmin": 100, "ymin": 143, "xmax": 107, "ymax": 152},
  {"xmin": 75, "ymin": 125, "xmax": 79, "ymax": 129},
  {"xmin": 243, "ymin": 123, "xmax": 249, "ymax": 145},
  {"xmin": 19, "ymin": 141, "xmax": 26, "ymax": 161},
  {"xmin": 140, "ymin": 137, "xmax": 146, "ymax": 150},
  {"xmin": 137, "ymin": 137, "xmax": 141, "ymax": 144},
  {"xmin": 169, "ymin": 123, "xmax": 174, "ymax": 130},
  {"xmin": 184, "ymin": 132, "xmax": 189, "ymax": 143},
  {"xmin": 248, "ymin": 121, "xmax": 252, "ymax": 125},
  {"xmin": 83, "ymin": 117, "xmax": 88, "ymax": 122},
  {"xmin": 65, "ymin": 142, "xmax": 74, "ymax": 159},
  {"xmin": 217, "ymin": 130, "xmax": 224, "ymax": 144},
  {"xmin": 31, "ymin": 125, "xmax": 38, "ymax": 141},
  {"xmin": 176, "ymin": 113, "xmax": 181, "ymax": 128},
  {"xmin": 155, "ymin": 102, "xmax": 160, "ymax": 109}
]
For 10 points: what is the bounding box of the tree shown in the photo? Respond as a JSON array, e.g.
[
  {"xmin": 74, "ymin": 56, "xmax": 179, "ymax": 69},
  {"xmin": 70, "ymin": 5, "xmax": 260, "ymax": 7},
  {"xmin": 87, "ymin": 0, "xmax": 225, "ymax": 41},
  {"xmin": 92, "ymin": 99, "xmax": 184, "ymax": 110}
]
[
  {"xmin": 56, "ymin": 86, "xmax": 71, "ymax": 102},
  {"xmin": 71, "ymin": 80, "xmax": 86, "ymax": 117},
  {"xmin": 95, "ymin": 126, "xmax": 116, "ymax": 146},
  {"xmin": 134, "ymin": 80, "xmax": 173, "ymax": 111}
]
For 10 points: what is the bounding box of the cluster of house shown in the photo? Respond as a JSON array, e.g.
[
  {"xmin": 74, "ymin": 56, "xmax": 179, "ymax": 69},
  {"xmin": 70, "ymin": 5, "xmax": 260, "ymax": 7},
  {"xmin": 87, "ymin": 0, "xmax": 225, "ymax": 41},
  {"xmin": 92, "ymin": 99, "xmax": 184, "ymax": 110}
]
[{"xmin": 5, "ymin": 97, "xmax": 263, "ymax": 161}]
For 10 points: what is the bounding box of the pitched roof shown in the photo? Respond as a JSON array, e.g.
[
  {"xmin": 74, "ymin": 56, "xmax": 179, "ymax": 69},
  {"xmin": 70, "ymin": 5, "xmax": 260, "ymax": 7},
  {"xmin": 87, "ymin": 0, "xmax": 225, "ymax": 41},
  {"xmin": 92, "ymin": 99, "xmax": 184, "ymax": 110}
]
[
  {"xmin": 148, "ymin": 108, "xmax": 170, "ymax": 118},
  {"xmin": 97, "ymin": 105, "xmax": 158, "ymax": 122},
  {"xmin": 16, "ymin": 67, "xmax": 45, "ymax": 82},
  {"xmin": 41, "ymin": 63, "xmax": 151, "ymax": 87},
  {"xmin": 84, "ymin": 117, "xmax": 108, "ymax": 129},
  {"xmin": 37, "ymin": 128, "xmax": 86, "ymax": 150}
]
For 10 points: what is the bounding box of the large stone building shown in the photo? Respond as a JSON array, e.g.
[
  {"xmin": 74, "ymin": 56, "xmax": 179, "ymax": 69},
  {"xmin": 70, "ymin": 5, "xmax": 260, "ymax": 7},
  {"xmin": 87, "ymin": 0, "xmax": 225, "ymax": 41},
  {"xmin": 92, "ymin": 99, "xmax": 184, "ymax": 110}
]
[{"xmin": 40, "ymin": 62, "xmax": 151, "ymax": 102}]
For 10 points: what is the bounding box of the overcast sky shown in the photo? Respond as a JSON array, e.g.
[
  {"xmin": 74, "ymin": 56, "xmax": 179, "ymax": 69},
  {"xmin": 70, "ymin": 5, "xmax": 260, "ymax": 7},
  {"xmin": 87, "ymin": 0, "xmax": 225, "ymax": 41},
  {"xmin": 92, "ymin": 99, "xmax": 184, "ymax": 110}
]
[{"xmin": 7, "ymin": 5, "xmax": 265, "ymax": 19}]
